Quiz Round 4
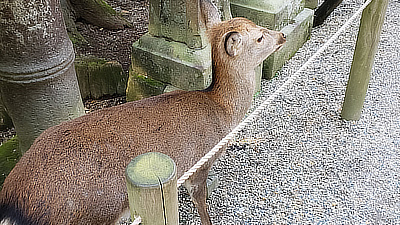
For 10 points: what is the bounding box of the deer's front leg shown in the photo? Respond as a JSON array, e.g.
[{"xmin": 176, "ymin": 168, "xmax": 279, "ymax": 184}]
[{"xmin": 184, "ymin": 164, "xmax": 213, "ymax": 225}]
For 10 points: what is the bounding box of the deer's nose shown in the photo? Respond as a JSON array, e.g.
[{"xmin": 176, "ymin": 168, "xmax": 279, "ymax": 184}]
[{"xmin": 277, "ymin": 32, "xmax": 286, "ymax": 45}]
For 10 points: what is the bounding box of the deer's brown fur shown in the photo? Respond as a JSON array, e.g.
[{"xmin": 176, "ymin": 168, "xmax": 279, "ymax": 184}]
[{"xmin": 0, "ymin": 17, "xmax": 285, "ymax": 225}]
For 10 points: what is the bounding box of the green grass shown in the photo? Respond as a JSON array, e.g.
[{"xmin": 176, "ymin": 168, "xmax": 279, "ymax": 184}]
[{"xmin": 0, "ymin": 136, "xmax": 21, "ymax": 189}]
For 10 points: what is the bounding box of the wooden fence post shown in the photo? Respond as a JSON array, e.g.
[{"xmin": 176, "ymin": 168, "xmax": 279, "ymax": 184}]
[
  {"xmin": 125, "ymin": 152, "xmax": 179, "ymax": 225},
  {"xmin": 341, "ymin": 0, "xmax": 389, "ymax": 120}
]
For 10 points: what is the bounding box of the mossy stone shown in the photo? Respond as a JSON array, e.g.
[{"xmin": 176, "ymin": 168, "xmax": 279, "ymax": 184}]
[
  {"xmin": 305, "ymin": 0, "xmax": 318, "ymax": 9},
  {"xmin": 263, "ymin": 8, "xmax": 314, "ymax": 79},
  {"xmin": 231, "ymin": 0, "xmax": 305, "ymax": 30},
  {"xmin": 126, "ymin": 71, "xmax": 166, "ymax": 101},
  {"xmin": 127, "ymin": 34, "xmax": 213, "ymax": 101},
  {"xmin": 75, "ymin": 56, "xmax": 127, "ymax": 99}
]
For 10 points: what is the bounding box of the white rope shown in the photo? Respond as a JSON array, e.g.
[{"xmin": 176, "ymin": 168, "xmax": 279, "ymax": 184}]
[{"xmin": 177, "ymin": 0, "xmax": 373, "ymax": 187}]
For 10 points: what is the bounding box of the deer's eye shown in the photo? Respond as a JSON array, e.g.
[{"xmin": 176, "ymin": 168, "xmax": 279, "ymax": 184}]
[{"xmin": 257, "ymin": 35, "xmax": 263, "ymax": 43}]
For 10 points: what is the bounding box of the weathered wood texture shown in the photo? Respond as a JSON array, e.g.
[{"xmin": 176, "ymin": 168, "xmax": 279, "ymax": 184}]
[
  {"xmin": 126, "ymin": 152, "xmax": 179, "ymax": 225},
  {"xmin": 341, "ymin": 0, "xmax": 389, "ymax": 121}
]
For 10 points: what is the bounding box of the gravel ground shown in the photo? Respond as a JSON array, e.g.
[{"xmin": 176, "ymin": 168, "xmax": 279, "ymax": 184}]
[{"xmin": 178, "ymin": 0, "xmax": 400, "ymax": 224}]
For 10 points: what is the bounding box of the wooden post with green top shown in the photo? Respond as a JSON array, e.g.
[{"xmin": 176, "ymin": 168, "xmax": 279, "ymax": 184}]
[
  {"xmin": 341, "ymin": 0, "xmax": 389, "ymax": 120},
  {"xmin": 125, "ymin": 152, "xmax": 178, "ymax": 225}
]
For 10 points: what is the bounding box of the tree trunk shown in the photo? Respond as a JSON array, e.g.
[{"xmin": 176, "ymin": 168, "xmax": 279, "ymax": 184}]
[
  {"xmin": 67, "ymin": 0, "xmax": 130, "ymax": 30},
  {"xmin": 61, "ymin": 0, "xmax": 88, "ymax": 44}
]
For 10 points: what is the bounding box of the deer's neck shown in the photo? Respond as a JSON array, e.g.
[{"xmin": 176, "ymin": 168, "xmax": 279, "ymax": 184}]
[{"xmin": 204, "ymin": 59, "xmax": 256, "ymax": 129}]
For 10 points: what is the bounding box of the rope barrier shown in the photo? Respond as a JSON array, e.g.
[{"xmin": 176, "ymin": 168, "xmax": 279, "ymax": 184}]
[{"xmin": 177, "ymin": 0, "xmax": 373, "ymax": 187}]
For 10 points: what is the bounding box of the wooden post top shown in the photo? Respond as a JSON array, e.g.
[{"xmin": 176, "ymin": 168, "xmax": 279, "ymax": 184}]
[{"xmin": 126, "ymin": 152, "xmax": 176, "ymax": 187}]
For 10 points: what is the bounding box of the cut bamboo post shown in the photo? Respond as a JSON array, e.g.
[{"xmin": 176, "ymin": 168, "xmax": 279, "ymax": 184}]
[
  {"xmin": 125, "ymin": 152, "xmax": 178, "ymax": 225},
  {"xmin": 341, "ymin": 0, "xmax": 389, "ymax": 121}
]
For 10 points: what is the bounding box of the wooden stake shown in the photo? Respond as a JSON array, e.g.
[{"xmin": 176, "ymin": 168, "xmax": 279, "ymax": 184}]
[
  {"xmin": 126, "ymin": 152, "xmax": 179, "ymax": 225},
  {"xmin": 341, "ymin": 0, "xmax": 389, "ymax": 121}
]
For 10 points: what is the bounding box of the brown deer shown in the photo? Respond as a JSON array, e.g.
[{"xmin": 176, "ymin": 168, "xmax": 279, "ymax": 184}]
[{"xmin": 0, "ymin": 7, "xmax": 285, "ymax": 225}]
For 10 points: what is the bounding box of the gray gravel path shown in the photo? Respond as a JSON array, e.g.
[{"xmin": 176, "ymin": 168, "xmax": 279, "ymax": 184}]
[{"xmin": 179, "ymin": 0, "xmax": 400, "ymax": 224}]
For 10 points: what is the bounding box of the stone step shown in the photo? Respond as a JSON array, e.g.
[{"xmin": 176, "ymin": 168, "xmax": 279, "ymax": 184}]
[{"xmin": 263, "ymin": 8, "xmax": 314, "ymax": 79}]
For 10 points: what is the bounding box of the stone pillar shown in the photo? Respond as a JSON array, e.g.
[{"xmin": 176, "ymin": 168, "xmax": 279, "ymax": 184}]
[
  {"xmin": 127, "ymin": 0, "xmax": 231, "ymax": 101},
  {"xmin": 230, "ymin": 0, "xmax": 314, "ymax": 79},
  {"xmin": 305, "ymin": 0, "xmax": 318, "ymax": 9},
  {"xmin": 0, "ymin": 0, "xmax": 85, "ymax": 153},
  {"xmin": 0, "ymin": 103, "xmax": 13, "ymax": 130}
]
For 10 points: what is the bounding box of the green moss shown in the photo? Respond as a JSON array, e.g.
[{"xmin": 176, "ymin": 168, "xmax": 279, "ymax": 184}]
[
  {"xmin": 129, "ymin": 34, "xmax": 212, "ymax": 93},
  {"xmin": 68, "ymin": 31, "xmax": 87, "ymax": 46},
  {"xmin": 136, "ymin": 75, "xmax": 164, "ymax": 88},
  {"xmin": 76, "ymin": 56, "xmax": 107, "ymax": 65},
  {"xmin": 0, "ymin": 136, "xmax": 21, "ymax": 189},
  {"xmin": 97, "ymin": 0, "xmax": 118, "ymax": 15},
  {"xmin": 126, "ymin": 70, "xmax": 166, "ymax": 101},
  {"xmin": 75, "ymin": 56, "xmax": 127, "ymax": 99}
]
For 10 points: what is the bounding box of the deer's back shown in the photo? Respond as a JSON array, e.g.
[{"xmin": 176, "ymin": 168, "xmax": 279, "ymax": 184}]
[{"xmin": 0, "ymin": 90, "xmax": 228, "ymax": 224}]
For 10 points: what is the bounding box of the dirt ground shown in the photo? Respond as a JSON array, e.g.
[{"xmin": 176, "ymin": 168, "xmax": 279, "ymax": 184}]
[{"xmin": 74, "ymin": 0, "xmax": 149, "ymax": 73}]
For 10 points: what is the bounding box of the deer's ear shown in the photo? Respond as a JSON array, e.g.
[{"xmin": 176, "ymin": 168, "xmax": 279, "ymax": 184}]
[
  {"xmin": 224, "ymin": 32, "xmax": 242, "ymax": 57},
  {"xmin": 200, "ymin": 0, "xmax": 221, "ymax": 29}
]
